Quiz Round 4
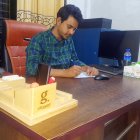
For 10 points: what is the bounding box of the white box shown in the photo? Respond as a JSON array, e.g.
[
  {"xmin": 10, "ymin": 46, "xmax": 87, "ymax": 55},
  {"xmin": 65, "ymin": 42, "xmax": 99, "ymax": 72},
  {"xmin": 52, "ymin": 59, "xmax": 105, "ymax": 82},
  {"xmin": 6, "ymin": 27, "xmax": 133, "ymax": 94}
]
[{"xmin": 123, "ymin": 64, "xmax": 140, "ymax": 78}]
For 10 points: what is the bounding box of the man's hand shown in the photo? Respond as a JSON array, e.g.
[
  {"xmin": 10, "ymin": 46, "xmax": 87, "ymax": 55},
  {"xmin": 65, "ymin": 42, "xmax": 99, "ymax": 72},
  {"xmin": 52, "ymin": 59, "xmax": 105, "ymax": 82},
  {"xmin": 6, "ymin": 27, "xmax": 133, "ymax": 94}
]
[
  {"xmin": 64, "ymin": 65, "xmax": 82, "ymax": 77},
  {"xmin": 81, "ymin": 66, "xmax": 99, "ymax": 76}
]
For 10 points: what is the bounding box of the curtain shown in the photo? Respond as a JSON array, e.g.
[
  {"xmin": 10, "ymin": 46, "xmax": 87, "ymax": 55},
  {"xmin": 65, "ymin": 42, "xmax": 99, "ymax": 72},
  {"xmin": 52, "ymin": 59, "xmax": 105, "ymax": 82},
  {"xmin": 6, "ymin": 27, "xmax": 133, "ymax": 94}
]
[{"xmin": 17, "ymin": 0, "xmax": 64, "ymax": 28}]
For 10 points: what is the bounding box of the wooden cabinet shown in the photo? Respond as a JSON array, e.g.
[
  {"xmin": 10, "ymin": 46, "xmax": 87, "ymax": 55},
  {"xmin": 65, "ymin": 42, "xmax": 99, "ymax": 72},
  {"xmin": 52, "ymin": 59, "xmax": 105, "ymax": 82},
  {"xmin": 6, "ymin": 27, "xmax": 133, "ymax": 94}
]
[{"xmin": 104, "ymin": 108, "xmax": 139, "ymax": 140}]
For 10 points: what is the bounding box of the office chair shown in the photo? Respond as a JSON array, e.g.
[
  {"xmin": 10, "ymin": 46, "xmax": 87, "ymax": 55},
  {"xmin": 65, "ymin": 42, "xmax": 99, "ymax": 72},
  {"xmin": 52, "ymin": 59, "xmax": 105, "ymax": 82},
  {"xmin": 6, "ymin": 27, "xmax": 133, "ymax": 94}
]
[{"xmin": 4, "ymin": 20, "xmax": 47, "ymax": 76}]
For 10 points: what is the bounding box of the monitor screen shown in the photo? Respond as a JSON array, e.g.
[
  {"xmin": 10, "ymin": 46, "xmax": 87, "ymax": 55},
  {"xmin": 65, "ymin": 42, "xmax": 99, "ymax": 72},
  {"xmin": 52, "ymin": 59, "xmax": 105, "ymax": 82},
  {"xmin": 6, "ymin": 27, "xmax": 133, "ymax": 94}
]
[{"xmin": 98, "ymin": 30, "xmax": 140, "ymax": 64}]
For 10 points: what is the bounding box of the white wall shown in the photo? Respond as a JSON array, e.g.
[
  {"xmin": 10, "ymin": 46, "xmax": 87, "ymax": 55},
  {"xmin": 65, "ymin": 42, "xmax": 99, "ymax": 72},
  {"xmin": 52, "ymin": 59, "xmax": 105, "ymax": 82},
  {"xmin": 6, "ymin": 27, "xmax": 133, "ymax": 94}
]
[
  {"xmin": 67, "ymin": 0, "xmax": 140, "ymax": 30},
  {"xmin": 66, "ymin": 0, "xmax": 92, "ymax": 18}
]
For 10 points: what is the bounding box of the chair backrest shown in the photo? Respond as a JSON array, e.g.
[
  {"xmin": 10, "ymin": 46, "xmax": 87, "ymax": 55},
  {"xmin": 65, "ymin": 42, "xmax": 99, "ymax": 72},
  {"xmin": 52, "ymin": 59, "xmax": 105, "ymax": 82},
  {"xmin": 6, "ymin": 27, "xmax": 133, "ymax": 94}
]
[{"xmin": 4, "ymin": 20, "xmax": 47, "ymax": 76}]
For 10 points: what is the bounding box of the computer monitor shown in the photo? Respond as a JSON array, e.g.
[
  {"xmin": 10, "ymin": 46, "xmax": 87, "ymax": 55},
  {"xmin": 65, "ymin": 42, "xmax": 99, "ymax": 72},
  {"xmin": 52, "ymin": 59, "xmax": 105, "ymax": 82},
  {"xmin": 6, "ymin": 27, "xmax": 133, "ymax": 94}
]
[{"xmin": 98, "ymin": 30, "xmax": 140, "ymax": 67}]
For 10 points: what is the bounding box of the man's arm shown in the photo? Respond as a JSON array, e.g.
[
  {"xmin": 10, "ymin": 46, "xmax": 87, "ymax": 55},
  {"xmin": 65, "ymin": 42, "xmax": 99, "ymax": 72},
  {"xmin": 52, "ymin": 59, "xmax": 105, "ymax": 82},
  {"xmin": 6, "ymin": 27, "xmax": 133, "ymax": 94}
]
[
  {"xmin": 50, "ymin": 65, "xmax": 82, "ymax": 78},
  {"xmin": 26, "ymin": 34, "xmax": 43, "ymax": 81}
]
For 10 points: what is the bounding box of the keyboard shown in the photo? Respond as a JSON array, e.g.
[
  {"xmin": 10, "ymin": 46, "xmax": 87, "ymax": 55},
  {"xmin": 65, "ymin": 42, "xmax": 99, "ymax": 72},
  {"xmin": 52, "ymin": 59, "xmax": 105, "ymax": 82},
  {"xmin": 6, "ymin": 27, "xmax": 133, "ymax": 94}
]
[{"xmin": 94, "ymin": 65, "xmax": 123, "ymax": 75}]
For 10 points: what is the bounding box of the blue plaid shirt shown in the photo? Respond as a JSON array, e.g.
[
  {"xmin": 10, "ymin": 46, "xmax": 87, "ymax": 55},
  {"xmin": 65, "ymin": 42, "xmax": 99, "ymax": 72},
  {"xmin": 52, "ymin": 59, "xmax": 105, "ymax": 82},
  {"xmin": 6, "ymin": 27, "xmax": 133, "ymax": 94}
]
[{"xmin": 26, "ymin": 28, "xmax": 85, "ymax": 76}]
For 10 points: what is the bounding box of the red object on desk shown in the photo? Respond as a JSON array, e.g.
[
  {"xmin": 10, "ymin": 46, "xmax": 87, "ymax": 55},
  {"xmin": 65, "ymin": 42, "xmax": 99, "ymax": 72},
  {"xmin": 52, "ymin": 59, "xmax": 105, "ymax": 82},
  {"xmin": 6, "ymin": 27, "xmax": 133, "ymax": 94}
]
[{"xmin": 48, "ymin": 77, "xmax": 55, "ymax": 84}]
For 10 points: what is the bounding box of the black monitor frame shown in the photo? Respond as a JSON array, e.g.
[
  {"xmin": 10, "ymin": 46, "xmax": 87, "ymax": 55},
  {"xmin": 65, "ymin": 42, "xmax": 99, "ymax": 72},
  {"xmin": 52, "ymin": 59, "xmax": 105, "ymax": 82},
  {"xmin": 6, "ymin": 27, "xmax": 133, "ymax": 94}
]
[{"xmin": 98, "ymin": 30, "xmax": 140, "ymax": 67}]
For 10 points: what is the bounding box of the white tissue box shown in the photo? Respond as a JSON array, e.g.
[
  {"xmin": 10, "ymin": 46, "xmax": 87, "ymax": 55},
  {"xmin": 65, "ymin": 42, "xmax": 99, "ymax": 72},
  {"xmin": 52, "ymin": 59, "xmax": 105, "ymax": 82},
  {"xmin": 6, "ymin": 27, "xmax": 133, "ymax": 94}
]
[{"xmin": 123, "ymin": 64, "xmax": 140, "ymax": 78}]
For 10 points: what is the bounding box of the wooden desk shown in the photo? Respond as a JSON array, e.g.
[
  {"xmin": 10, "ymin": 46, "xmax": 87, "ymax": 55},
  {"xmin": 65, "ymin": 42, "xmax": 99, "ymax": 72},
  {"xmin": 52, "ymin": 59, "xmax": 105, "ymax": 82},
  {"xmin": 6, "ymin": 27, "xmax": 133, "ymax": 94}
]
[{"xmin": 0, "ymin": 76, "xmax": 140, "ymax": 140}]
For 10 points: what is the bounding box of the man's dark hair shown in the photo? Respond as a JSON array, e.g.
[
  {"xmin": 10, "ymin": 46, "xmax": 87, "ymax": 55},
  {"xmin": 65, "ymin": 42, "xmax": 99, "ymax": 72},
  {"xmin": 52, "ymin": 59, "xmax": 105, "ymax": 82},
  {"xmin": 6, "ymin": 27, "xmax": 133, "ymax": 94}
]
[{"xmin": 57, "ymin": 4, "xmax": 83, "ymax": 24}]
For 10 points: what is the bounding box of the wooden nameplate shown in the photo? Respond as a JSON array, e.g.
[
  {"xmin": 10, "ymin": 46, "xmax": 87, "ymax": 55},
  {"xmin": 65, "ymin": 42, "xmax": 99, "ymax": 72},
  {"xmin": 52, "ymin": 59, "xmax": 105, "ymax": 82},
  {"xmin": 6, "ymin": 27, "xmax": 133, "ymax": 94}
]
[
  {"xmin": 0, "ymin": 76, "xmax": 78, "ymax": 126},
  {"xmin": 0, "ymin": 90, "xmax": 78, "ymax": 126}
]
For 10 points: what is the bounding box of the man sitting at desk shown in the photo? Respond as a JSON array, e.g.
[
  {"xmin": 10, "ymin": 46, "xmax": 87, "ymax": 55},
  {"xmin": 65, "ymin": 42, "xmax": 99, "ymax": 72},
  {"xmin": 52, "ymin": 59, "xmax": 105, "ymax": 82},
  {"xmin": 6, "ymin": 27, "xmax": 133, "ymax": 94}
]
[{"xmin": 26, "ymin": 4, "xmax": 98, "ymax": 85}]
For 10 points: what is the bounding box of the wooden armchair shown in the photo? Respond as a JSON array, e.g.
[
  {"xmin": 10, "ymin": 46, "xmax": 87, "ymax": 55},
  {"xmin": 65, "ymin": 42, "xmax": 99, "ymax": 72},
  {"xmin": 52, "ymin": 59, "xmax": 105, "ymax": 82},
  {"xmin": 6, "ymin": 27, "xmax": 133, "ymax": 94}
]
[{"xmin": 4, "ymin": 20, "xmax": 47, "ymax": 76}]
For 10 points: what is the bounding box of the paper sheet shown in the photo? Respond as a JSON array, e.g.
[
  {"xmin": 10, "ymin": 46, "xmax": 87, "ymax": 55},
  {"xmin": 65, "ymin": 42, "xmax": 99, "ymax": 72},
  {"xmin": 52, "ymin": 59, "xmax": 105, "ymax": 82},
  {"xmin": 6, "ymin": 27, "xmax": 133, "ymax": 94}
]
[{"xmin": 75, "ymin": 72, "xmax": 95, "ymax": 78}]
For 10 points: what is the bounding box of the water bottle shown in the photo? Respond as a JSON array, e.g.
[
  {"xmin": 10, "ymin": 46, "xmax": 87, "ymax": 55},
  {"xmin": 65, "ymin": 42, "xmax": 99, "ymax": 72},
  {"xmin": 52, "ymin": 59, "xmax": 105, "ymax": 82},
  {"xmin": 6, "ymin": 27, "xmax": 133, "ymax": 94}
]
[{"xmin": 123, "ymin": 48, "xmax": 132, "ymax": 66}]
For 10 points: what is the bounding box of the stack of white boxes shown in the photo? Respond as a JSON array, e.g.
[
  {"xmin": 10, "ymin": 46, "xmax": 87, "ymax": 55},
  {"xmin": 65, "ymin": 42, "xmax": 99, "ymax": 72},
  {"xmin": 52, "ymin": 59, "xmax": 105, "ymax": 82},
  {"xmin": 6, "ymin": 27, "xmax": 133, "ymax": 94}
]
[{"xmin": 123, "ymin": 64, "xmax": 140, "ymax": 78}]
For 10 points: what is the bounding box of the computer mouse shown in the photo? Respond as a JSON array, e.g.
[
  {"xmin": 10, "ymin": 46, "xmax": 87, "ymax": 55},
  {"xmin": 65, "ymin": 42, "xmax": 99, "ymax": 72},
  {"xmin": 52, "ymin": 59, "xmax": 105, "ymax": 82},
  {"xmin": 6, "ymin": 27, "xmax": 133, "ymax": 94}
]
[{"xmin": 94, "ymin": 74, "xmax": 109, "ymax": 80}]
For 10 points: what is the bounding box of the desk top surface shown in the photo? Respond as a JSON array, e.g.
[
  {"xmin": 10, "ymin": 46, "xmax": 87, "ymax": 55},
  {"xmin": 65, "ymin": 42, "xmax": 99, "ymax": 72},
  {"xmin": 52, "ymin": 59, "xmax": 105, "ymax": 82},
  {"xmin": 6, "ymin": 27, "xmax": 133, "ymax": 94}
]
[{"xmin": 1, "ymin": 75, "xmax": 140, "ymax": 140}]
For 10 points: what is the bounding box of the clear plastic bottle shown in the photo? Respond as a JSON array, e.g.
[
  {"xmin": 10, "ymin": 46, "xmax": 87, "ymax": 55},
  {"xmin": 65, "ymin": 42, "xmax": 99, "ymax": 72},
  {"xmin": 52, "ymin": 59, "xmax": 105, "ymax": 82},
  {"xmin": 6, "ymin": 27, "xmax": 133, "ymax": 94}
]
[{"xmin": 123, "ymin": 48, "xmax": 132, "ymax": 66}]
